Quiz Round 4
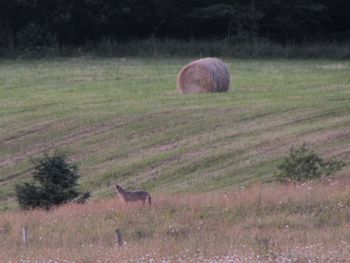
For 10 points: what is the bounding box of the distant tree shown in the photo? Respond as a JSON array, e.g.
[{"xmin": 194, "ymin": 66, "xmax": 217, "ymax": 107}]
[
  {"xmin": 0, "ymin": 0, "xmax": 26, "ymax": 54},
  {"xmin": 323, "ymin": 0, "xmax": 350, "ymax": 40},
  {"xmin": 0, "ymin": 0, "xmax": 55, "ymax": 54},
  {"xmin": 262, "ymin": 0, "xmax": 328, "ymax": 42},
  {"xmin": 189, "ymin": 1, "xmax": 264, "ymax": 39},
  {"xmin": 16, "ymin": 152, "xmax": 81, "ymax": 210},
  {"xmin": 189, "ymin": 4, "xmax": 237, "ymax": 38},
  {"xmin": 153, "ymin": 0, "xmax": 188, "ymax": 38},
  {"xmin": 0, "ymin": 0, "xmax": 349, "ymax": 53}
]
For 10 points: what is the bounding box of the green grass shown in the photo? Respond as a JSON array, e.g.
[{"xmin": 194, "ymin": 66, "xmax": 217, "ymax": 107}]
[{"xmin": 1, "ymin": 57, "xmax": 350, "ymax": 207}]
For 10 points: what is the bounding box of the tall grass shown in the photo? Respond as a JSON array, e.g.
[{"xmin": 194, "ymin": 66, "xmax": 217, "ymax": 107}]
[
  {"xmin": 93, "ymin": 38, "xmax": 350, "ymax": 59},
  {"xmin": 4, "ymin": 38, "xmax": 350, "ymax": 59},
  {"xmin": 1, "ymin": 178, "xmax": 350, "ymax": 261}
]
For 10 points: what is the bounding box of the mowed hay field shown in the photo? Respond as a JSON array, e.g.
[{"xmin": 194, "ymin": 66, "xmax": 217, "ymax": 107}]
[{"xmin": 1, "ymin": 58, "xmax": 350, "ymax": 261}]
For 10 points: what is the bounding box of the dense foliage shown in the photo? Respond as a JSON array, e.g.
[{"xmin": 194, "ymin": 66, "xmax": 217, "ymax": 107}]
[
  {"xmin": 15, "ymin": 152, "xmax": 81, "ymax": 210},
  {"xmin": 276, "ymin": 144, "xmax": 345, "ymax": 182},
  {"xmin": 0, "ymin": 0, "xmax": 349, "ymax": 54}
]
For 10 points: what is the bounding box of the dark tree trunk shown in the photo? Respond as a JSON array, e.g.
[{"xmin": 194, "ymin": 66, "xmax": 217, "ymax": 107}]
[
  {"xmin": 250, "ymin": 0, "xmax": 257, "ymax": 39},
  {"xmin": 5, "ymin": 21, "xmax": 16, "ymax": 55}
]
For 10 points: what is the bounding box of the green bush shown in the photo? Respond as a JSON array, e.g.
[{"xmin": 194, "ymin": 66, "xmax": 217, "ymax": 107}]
[
  {"xmin": 15, "ymin": 152, "xmax": 81, "ymax": 210},
  {"xmin": 276, "ymin": 144, "xmax": 345, "ymax": 182}
]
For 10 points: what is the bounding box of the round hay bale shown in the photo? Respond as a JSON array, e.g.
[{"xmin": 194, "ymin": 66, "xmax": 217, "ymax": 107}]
[{"xmin": 177, "ymin": 57, "xmax": 230, "ymax": 94}]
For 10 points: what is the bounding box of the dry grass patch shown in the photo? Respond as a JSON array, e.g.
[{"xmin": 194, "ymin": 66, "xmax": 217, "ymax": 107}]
[{"xmin": 1, "ymin": 178, "xmax": 350, "ymax": 261}]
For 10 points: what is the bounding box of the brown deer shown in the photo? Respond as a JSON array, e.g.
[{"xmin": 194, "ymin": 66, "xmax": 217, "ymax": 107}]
[{"xmin": 114, "ymin": 184, "xmax": 151, "ymax": 206}]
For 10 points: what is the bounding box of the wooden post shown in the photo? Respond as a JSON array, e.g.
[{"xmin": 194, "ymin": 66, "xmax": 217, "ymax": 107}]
[
  {"xmin": 115, "ymin": 228, "xmax": 123, "ymax": 247},
  {"xmin": 22, "ymin": 226, "xmax": 28, "ymax": 246}
]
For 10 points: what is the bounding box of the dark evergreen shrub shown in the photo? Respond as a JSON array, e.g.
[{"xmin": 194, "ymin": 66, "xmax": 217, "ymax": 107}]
[
  {"xmin": 16, "ymin": 152, "xmax": 81, "ymax": 210},
  {"xmin": 15, "ymin": 182, "xmax": 44, "ymax": 209}
]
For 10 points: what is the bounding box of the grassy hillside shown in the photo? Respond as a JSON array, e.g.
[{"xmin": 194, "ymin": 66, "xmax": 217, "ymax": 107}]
[{"xmin": 0, "ymin": 58, "xmax": 350, "ymax": 208}]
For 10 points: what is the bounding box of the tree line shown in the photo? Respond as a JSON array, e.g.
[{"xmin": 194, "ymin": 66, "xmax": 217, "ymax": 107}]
[{"xmin": 1, "ymin": 0, "xmax": 349, "ymax": 54}]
